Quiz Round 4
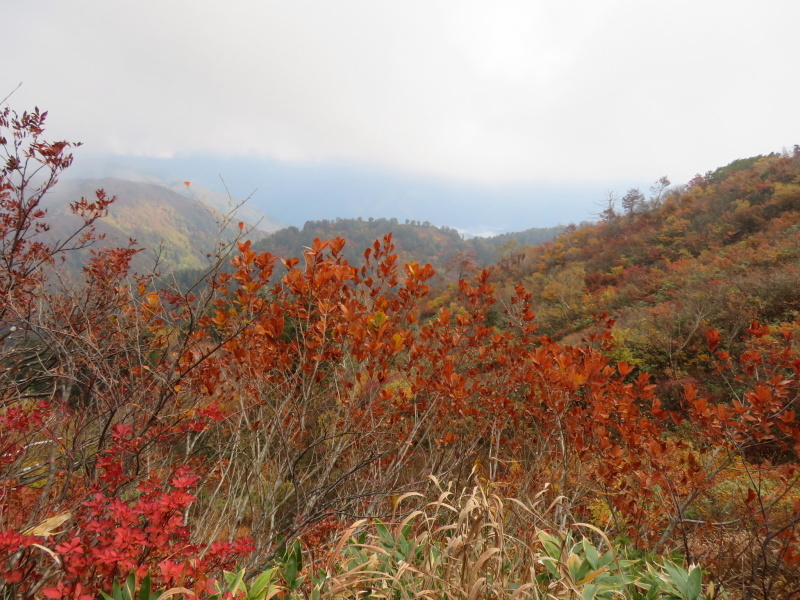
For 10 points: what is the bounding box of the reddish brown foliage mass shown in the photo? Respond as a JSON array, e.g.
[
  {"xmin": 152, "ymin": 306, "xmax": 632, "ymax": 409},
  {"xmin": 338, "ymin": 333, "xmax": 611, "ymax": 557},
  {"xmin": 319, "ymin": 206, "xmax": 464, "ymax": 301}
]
[{"xmin": 0, "ymin": 109, "xmax": 798, "ymax": 599}]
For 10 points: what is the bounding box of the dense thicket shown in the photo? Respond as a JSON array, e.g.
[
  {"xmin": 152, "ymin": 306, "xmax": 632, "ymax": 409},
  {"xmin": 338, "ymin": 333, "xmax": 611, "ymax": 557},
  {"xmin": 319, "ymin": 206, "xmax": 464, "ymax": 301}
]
[
  {"xmin": 485, "ymin": 152, "xmax": 800, "ymax": 396},
  {"xmin": 1, "ymin": 108, "xmax": 798, "ymax": 599}
]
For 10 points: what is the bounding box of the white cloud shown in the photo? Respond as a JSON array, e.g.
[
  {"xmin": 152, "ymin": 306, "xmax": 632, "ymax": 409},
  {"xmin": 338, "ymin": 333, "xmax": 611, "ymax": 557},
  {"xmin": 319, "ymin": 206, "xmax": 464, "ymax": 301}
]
[{"xmin": 4, "ymin": 0, "xmax": 799, "ymax": 186}]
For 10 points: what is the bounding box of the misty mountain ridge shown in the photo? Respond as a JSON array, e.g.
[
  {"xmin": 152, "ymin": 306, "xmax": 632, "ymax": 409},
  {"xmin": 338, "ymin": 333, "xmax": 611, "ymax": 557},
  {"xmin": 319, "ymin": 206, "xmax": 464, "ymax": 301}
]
[
  {"xmin": 40, "ymin": 176, "xmax": 569, "ymax": 278},
  {"xmin": 41, "ymin": 178, "xmax": 274, "ymax": 274},
  {"xmin": 65, "ymin": 152, "xmax": 634, "ymax": 235},
  {"xmin": 252, "ymin": 216, "xmax": 565, "ymax": 274}
]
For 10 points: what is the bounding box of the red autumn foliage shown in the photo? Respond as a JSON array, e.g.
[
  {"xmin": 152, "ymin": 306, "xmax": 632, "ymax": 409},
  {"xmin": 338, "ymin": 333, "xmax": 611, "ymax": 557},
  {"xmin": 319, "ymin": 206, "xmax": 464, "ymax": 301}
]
[{"xmin": 0, "ymin": 105, "xmax": 798, "ymax": 599}]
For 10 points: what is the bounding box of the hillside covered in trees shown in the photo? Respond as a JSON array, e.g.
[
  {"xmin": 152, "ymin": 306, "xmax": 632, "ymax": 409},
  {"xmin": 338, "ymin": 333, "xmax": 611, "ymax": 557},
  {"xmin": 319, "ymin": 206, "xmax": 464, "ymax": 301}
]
[
  {"xmin": 171, "ymin": 217, "xmax": 563, "ymax": 291},
  {"xmin": 2, "ymin": 107, "xmax": 799, "ymax": 600},
  {"xmin": 253, "ymin": 217, "xmax": 563, "ymax": 270},
  {"xmin": 478, "ymin": 150, "xmax": 800, "ymax": 406},
  {"xmin": 41, "ymin": 178, "xmax": 269, "ymax": 274}
]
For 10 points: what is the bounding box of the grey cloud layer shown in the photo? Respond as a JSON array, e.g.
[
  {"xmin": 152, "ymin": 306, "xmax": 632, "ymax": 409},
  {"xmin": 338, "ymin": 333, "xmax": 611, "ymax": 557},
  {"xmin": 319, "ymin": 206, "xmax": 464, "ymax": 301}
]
[{"xmin": 5, "ymin": 0, "xmax": 799, "ymax": 185}]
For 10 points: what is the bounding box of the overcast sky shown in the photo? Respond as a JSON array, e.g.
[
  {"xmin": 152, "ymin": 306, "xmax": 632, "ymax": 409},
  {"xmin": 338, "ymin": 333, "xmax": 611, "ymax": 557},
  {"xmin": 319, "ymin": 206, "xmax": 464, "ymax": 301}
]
[{"xmin": 4, "ymin": 0, "xmax": 799, "ymax": 187}]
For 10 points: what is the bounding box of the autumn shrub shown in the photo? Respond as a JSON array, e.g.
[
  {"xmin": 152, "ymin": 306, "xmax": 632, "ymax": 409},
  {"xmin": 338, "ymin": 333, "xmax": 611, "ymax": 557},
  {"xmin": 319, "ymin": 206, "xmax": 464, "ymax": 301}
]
[
  {"xmin": 2, "ymin": 104, "xmax": 799, "ymax": 600},
  {"xmin": 100, "ymin": 480, "xmax": 724, "ymax": 600},
  {"xmin": 0, "ymin": 106, "xmax": 255, "ymax": 598}
]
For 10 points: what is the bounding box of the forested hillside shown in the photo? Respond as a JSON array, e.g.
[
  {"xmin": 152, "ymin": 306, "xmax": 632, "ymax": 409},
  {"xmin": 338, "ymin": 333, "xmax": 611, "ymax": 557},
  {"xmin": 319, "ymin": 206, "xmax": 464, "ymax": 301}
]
[
  {"xmin": 253, "ymin": 217, "xmax": 564, "ymax": 269},
  {"xmin": 2, "ymin": 107, "xmax": 799, "ymax": 600},
  {"xmin": 41, "ymin": 178, "xmax": 266, "ymax": 273},
  {"xmin": 171, "ymin": 217, "xmax": 563, "ymax": 289},
  {"xmin": 480, "ymin": 150, "xmax": 800, "ymax": 406}
]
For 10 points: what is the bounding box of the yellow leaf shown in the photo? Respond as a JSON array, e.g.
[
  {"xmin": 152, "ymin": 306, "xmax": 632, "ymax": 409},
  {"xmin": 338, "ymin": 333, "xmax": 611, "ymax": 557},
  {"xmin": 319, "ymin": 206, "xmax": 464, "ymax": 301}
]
[
  {"xmin": 368, "ymin": 311, "xmax": 387, "ymax": 329},
  {"xmin": 577, "ymin": 566, "xmax": 609, "ymax": 585},
  {"xmin": 392, "ymin": 333, "xmax": 404, "ymax": 351}
]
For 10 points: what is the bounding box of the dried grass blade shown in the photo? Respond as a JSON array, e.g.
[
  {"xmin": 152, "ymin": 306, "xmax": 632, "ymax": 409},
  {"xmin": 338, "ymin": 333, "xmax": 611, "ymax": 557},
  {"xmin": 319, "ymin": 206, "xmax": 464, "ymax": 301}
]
[
  {"xmin": 328, "ymin": 517, "xmax": 368, "ymax": 569},
  {"xmin": 466, "ymin": 576, "xmax": 486, "ymax": 600},
  {"xmin": 470, "ymin": 547, "xmax": 500, "ymax": 582}
]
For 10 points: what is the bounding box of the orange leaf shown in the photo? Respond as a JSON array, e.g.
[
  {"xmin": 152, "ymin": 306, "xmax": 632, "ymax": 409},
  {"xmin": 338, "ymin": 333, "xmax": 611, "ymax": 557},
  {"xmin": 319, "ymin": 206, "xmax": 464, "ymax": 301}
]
[
  {"xmin": 146, "ymin": 291, "xmax": 160, "ymax": 308},
  {"xmin": 617, "ymin": 362, "xmax": 634, "ymax": 377}
]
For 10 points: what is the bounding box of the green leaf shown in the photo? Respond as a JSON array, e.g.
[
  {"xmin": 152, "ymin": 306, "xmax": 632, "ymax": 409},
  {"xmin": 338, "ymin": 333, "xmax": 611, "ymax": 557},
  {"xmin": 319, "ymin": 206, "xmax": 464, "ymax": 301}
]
[
  {"xmin": 582, "ymin": 583, "xmax": 598, "ymax": 600},
  {"xmin": 124, "ymin": 572, "xmax": 136, "ymax": 600},
  {"xmin": 249, "ymin": 568, "xmax": 277, "ymax": 600},
  {"xmin": 110, "ymin": 577, "xmax": 122, "ymax": 600},
  {"xmin": 686, "ymin": 566, "xmax": 702, "ymax": 600},
  {"xmin": 567, "ymin": 552, "xmax": 588, "ymax": 580},
  {"xmin": 284, "ymin": 539, "xmax": 302, "ymax": 589},
  {"xmin": 397, "ymin": 536, "xmax": 412, "ymax": 558},
  {"xmin": 583, "ymin": 540, "xmax": 600, "ymax": 570},
  {"xmin": 598, "ymin": 550, "xmax": 615, "ymax": 569},
  {"xmin": 375, "ymin": 521, "xmax": 393, "ymax": 548},
  {"xmin": 137, "ymin": 574, "xmax": 152, "ymax": 600},
  {"xmin": 223, "ymin": 569, "xmax": 246, "ymax": 595},
  {"xmin": 645, "ymin": 564, "xmax": 679, "ymax": 597},
  {"xmin": 539, "ymin": 532, "xmax": 562, "ymax": 560},
  {"xmin": 663, "ymin": 560, "xmax": 690, "ymax": 596}
]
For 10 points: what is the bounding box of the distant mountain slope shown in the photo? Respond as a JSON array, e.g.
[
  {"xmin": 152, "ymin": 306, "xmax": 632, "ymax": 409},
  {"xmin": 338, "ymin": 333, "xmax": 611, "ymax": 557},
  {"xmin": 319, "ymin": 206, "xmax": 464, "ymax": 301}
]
[
  {"xmin": 43, "ymin": 176, "xmax": 567, "ymax": 283},
  {"xmin": 484, "ymin": 149, "xmax": 800, "ymax": 403},
  {"xmin": 161, "ymin": 180, "xmax": 284, "ymax": 235},
  {"xmin": 41, "ymin": 178, "xmax": 261, "ymax": 273},
  {"xmin": 477, "ymin": 224, "xmax": 570, "ymax": 254},
  {"xmin": 252, "ymin": 217, "xmax": 564, "ymax": 273},
  {"xmin": 68, "ymin": 153, "xmax": 610, "ymax": 233},
  {"xmin": 65, "ymin": 157, "xmax": 285, "ymax": 233}
]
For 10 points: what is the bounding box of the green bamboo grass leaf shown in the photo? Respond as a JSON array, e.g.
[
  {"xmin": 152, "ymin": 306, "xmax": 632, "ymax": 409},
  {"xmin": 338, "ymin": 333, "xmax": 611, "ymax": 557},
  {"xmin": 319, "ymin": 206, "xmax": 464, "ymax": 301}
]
[
  {"xmin": 249, "ymin": 568, "xmax": 277, "ymax": 599},
  {"xmin": 582, "ymin": 583, "xmax": 598, "ymax": 600},
  {"xmin": 124, "ymin": 572, "xmax": 136, "ymax": 600},
  {"xmin": 136, "ymin": 574, "xmax": 152, "ymax": 600},
  {"xmin": 583, "ymin": 540, "xmax": 600, "ymax": 570},
  {"xmin": 685, "ymin": 566, "xmax": 702, "ymax": 600},
  {"xmin": 283, "ymin": 540, "xmax": 303, "ymax": 590}
]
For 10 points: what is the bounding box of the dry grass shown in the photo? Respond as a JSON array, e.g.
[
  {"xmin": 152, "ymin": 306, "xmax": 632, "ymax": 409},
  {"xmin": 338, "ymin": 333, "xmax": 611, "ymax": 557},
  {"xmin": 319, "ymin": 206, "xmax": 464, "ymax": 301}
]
[
  {"xmin": 301, "ymin": 478, "xmax": 718, "ymax": 600},
  {"xmin": 104, "ymin": 478, "xmax": 722, "ymax": 599}
]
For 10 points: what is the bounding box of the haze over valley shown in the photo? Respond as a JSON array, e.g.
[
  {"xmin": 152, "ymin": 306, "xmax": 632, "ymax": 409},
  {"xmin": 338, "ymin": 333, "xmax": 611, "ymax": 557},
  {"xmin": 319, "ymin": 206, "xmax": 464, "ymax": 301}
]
[{"xmin": 65, "ymin": 152, "xmax": 610, "ymax": 238}]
